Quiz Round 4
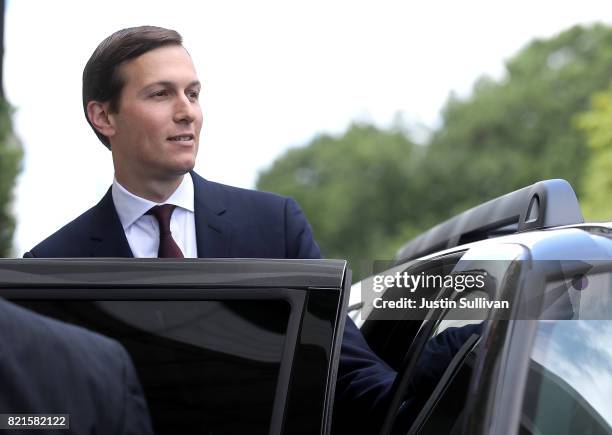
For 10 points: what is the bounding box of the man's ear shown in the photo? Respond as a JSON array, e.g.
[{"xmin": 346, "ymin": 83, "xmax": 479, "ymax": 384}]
[{"xmin": 86, "ymin": 101, "xmax": 116, "ymax": 138}]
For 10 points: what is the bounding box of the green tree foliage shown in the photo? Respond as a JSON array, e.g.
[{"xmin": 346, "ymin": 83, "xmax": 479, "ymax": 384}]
[
  {"xmin": 422, "ymin": 24, "xmax": 612, "ymax": 218},
  {"xmin": 257, "ymin": 124, "xmax": 424, "ymax": 278},
  {"xmin": 257, "ymin": 24, "xmax": 612, "ymax": 275},
  {"xmin": 575, "ymin": 90, "xmax": 612, "ymax": 220},
  {"xmin": 0, "ymin": 99, "xmax": 23, "ymax": 257}
]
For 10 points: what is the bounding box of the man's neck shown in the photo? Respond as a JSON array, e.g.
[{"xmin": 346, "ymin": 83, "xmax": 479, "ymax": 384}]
[{"xmin": 114, "ymin": 173, "xmax": 185, "ymax": 203}]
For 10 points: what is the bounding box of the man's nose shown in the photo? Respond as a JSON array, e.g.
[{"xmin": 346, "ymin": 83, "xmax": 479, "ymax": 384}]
[{"xmin": 173, "ymin": 94, "xmax": 198, "ymax": 124}]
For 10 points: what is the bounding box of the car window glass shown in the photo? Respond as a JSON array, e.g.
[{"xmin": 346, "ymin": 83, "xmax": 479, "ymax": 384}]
[
  {"xmin": 403, "ymin": 250, "xmax": 529, "ymax": 433},
  {"xmin": 576, "ymin": 272, "xmax": 612, "ymax": 318},
  {"xmin": 434, "ymin": 259, "xmax": 519, "ymax": 335},
  {"xmin": 15, "ymin": 299, "xmax": 291, "ymax": 435},
  {"xmin": 521, "ymin": 320, "xmax": 612, "ymax": 435},
  {"xmin": 360, "ymin": 253, "xmax": 465, "ymax": 368}
]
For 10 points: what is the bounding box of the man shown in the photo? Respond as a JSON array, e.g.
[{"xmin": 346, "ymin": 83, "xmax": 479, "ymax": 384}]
[
  {"xmin": 25, "ymin": 26, "xmax": 475, "ymax": 433},
  {"xmin": 0, "ymin": 298, "xmax": 153, "ymax": 434},
  {"xmin": 26, "ymin": 26, "xmax": 318, "ymax": 261}
]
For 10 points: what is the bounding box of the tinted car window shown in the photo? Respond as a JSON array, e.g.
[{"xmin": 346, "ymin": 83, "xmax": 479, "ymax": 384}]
[{"xmin": 16, "ymin": 300, "xmax": 290, "ymax": 435}]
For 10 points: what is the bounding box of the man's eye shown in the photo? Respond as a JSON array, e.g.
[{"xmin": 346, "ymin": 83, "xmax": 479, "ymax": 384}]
[
  {"xmin": 188, "ymin": 91, "xmax": 200, "ymax": 100},
  {"xmin": 152, "ymin": 90, "xmax": 168, "ymax": 97}
]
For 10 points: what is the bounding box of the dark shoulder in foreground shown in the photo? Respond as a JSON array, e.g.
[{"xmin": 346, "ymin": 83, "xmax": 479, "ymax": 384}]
[
  {"xmin": 0, "ymin": 299, "xmax": 154, "ymax": 434},
  {"xmin": 0, "ymin": 297, "xmax": 123, "ymax": 361}
]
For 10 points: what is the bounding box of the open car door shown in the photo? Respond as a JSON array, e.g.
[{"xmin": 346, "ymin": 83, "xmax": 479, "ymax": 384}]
[{"xmin": 0, "ymin": 258, "xmax": 350, "ymax": 435}]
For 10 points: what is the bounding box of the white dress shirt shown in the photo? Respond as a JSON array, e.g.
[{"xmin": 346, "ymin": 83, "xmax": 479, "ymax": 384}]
[{"xmin": 111, "ymin": 175, "xmax": 198, "ymax": 258}]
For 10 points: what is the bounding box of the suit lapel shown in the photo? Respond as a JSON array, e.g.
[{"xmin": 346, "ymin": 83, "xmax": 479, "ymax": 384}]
[
  {"xmin": 191, "ymin": 172, "xmax": 233, "ymax": 258},
  {"xmin": 88, "ymin": 189, "xmax": 134, "ymax": 258}
]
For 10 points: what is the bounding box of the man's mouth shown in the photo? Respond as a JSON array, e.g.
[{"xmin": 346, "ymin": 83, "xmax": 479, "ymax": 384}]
[{"xmin": 168, "ymin": 134, "xmax": 194, "ymax": 142}]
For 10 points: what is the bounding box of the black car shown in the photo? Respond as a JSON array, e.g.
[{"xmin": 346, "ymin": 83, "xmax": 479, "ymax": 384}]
[{"xmin": 350, "ymin": 179, "xmax": 612, "ymax": 435}]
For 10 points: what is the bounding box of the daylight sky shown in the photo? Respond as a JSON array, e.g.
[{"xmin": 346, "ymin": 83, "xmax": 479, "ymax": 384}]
[{"xmin": 5, "ymin": 1, "xmax": 612, "ymax": 255}]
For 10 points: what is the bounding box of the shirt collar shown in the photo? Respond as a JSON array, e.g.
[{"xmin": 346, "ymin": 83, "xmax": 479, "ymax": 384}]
[{"xmin": 112, "ymin": 174, "xmax": 195, "ymax": 230}]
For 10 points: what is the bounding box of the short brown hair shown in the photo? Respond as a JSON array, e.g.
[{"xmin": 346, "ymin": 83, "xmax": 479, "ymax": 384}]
[{"xmin": 82, "ymin": 26, "xmax": 183, "ymax": 149}]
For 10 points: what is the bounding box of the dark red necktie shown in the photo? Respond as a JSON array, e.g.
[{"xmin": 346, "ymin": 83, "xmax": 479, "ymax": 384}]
[{"xmin": 147, "ymin": 204, "xmax": 184, "ymax": 258}]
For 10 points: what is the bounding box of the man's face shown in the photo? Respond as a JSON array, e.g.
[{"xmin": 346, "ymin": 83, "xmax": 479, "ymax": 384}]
[{"xmin": 108, "ymin": 45, "xmax": 203, "ymax": 182}]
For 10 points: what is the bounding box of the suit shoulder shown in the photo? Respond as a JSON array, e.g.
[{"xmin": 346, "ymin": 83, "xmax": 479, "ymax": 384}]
[
  {"xmin": 0, "ymin": 299, "xmax": 136, "ymax": 431},
  {"xmin": 200, "ymin": 178, "xmax": 320, "ymax": 258},
  {"xmin": 204, "ymin": 179, "xmax": 291, "ymax": 211},
  {"xmin": 205, "ymin": 179, "xmax": 289, "ymax": 201},
  {"xmin": 26, "ymin": 205, "xmax": 99, "ymax": 258}
]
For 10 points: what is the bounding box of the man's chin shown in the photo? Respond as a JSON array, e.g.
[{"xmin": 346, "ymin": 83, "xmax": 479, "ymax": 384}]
[
  {"xmin": 170, "ymin": 158, "xmax": 197, "ymax": 175},
  {"xmin": 177, "ymin": 163, "xmax": 197, "ymax": 178}
]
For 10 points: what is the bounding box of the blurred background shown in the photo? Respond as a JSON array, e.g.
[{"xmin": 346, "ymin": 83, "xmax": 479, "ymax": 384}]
[{"xmin": 1, "ymin": 1, "xmax": 612, "ymax": 279}]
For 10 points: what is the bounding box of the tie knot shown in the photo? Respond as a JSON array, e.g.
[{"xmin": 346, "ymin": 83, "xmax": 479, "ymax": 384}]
[{"xmin": 147, "ymin": 204, "xmax": 176, "ymax": 235}]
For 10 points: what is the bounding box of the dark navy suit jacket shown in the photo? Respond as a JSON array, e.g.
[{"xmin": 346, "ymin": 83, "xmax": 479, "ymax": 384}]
[
  {"xmin": 0, "ymin": 298, "xmax": 154, "ymax": 435},
  {"xmin": 25, "ymin": 171, "xmax": 476, "ymax": 433}
]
